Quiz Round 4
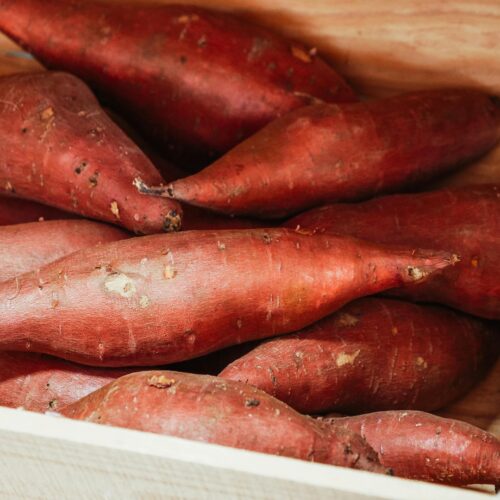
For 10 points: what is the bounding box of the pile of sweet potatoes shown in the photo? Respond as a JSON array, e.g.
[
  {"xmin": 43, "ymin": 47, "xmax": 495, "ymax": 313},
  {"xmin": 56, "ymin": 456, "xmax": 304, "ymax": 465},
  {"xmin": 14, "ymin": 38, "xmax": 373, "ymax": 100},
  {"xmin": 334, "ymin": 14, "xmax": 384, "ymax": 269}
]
[{"xmin": 0, "ymin": 0, "xmax": 498, "ymax": 491}]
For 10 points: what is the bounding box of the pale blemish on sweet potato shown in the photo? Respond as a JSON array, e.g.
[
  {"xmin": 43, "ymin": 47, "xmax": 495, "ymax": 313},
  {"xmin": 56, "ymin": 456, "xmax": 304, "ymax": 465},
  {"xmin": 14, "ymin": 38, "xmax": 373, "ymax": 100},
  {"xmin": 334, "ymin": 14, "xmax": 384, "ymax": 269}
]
[
  {"xmin": 336, "ymin": 349, "xmax": 361, "ymax": 367},
  {"xmin": 104, "ymin": 273, "xmax": 136, "ymax": 298}
]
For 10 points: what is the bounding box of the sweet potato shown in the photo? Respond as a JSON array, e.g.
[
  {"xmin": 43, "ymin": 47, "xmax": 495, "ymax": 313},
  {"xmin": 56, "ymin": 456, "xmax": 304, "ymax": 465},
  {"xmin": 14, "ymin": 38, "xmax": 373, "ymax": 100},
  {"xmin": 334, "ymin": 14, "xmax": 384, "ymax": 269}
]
[
  {"xmin": 0, "ymin": 195, "xmax": 75, "ymax": 225},
  {"xmin": 0, "ymin": 347, "xmax": 245, "ymax": 413},
  {"xmin": 136, "ymin": 89, "xmax": 500, "ymax": 217},
  {"xmin": 0, "ymin": 352, "xmax": 130, "ymax": 413},
  {"xmin": 107, "ymin": 110, "xmax": 263, "ymax": 231},
  {"xmin": 0, "ymin": 228, "xmax": 455, "ymax": 366},
  {"xmin": 0, "ymin": 219, "xmax": 129, "ymax": 282},
  {"xmin": 0, "ymin": 0, "xmax": 356, "ymax": 166},
  {"xmin": 285, "ymin": 185, "xmax": 500, "ymax": 319},
  {"xmin": 220, "ymin": 298, "xmax": 498, "ymax": 414},
  {"xmin": 59, "ymin": 370, "xmax": 386, "ymax": 473},
  {"xmin": 326, "ymin": 411, "xmax": 500, "ymax": 486},
  {"xmin": 0, "ymin": 72, "xmax": 181, "ymax": 234},
  {"xmin": 151, "ymin": 151, "xmax": 263, "ymax": 230}
]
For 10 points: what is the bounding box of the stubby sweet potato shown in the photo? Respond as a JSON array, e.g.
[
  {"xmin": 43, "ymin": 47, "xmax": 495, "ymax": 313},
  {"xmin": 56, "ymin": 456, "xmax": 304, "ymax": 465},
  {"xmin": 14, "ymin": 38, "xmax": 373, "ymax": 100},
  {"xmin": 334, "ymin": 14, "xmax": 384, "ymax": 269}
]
[
  {"xmin": 59, "ymin": 370, "xmax": 385, "ymax": 473},
  {"xmin": 0, "ymin": 219, "xmax": 129, "ymax": 282},
  {"xmin": 220, "ymin": 298, "xmax": 498, "ymax": 414},
  {"xmin": 0, "ymin": 228, "xmax": 455, "ymax": 366},
  {"xmin": 0, "ymin": 352, "xmax": 130, "ymax": 413},
  {"xmin": 326, "ymin": 411, "xmax": 500, "ymax": 486},
  {"xmin": 0, "ymin": 72, "xmax": 181, "ymax": 234},
  {"xmin": 0, "ymin": 195, "xmax": 75, "ymax": 225},
  {"xmin": 0, "ymin": 0, "xmax": 356, "ymax": 166},
  {"xmin": 137, "ymin": 89, "xmax": 500, "ymax": 217},
  {"xmin": 285, "ymin": 185, "xmax": 500, "ymax": 319}
]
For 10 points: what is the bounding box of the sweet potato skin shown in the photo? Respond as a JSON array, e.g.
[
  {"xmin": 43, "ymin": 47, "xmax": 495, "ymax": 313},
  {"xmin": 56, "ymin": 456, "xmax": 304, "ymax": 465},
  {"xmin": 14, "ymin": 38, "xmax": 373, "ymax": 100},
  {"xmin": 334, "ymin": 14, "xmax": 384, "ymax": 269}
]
[
  {"xmin": 220, "ymin": 298, "xmax": 498, "ymax": 414},
  {"xmin": 0, "ymin": 0, "xmax": 356, "ymax": 165},
  {"xmin": 285, "ymin": 185, "xmax": 500, "ymax": 319},
  {"xmin": 0, "ymin": 228, "xmax": 454, "ymax": 366},
  {"xmin": 327, "ymin": 411, "xmax": 500, "ymax": 486},
  {"xmin": 60, "ymin": 370, "xmax": 385, "ymax": 473},
  {"xmin": 0, "ymin": 352, "xmax": 130, "ymax": 413},
  {"xmin": 155, "ymin": 89, "xmax": 500, "ymax": 217},
  {"xmin": 150, "ymin": 152, "xmax": 263, "ymax": 231},
  {"xmin": 0, "ymin": 71, "xmax": 181, "ymax": 234},
  {"xmin": 0, "ymin": 195, "xmax": 75, "ymax": 225},
  {"xmin": 0, "ymin": 219, "xmax": 129, "ymax": 282}
]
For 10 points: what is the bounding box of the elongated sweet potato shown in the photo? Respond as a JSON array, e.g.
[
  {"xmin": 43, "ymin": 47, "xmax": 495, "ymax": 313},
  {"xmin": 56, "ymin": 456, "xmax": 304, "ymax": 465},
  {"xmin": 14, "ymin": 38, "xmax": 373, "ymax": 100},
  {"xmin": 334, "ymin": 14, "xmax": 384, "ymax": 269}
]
[
  {"xmin": 0, "ymin": 1, "xmax": 356, "ymax": 166},
  {"xmin": 0, "ymin": 72, "xmax": 181, "ymax": 234},
  {"xmin": 285, "ymin": 185, "xmax": 500, "ymax": 319},
  {"xmin": 325, "ymin": 411, "xmax": 500, "ymax": 486},
  {"xmin": 59, "ymin": 370, "xmax": 385, "ymax": 473},
  {"xmin": 0, "ymin": 219, "xmax": 129, "ymax": 282},
  {"xmin": 0, "ymin": 347, "xmax": 262, "ymax": 412},
  {"xmin": 0, "ymin": 195, "xmax": 75, "ymax": 225},
  {"xmin": 220, "ymin": 298, "xmax": 498, "ymax": 414},
  {"xmin": 137, "ymin": 89, "xmax": 500, "ymax": 217},
  {"xmin": 0, "ymin": 352, "xmax": 130, "ymax": 413},
  {"xmin": 0, "ymin": 228, "xmax": 455, "ymax": 366}
]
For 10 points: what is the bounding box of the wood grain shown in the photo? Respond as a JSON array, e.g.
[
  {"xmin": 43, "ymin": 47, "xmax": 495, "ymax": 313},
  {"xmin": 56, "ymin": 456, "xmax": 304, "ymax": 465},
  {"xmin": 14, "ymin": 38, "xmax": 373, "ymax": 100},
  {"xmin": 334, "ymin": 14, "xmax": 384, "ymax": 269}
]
[{"xmin": 437, "ymin": 359, "xmax": 500, "ymax": 436}]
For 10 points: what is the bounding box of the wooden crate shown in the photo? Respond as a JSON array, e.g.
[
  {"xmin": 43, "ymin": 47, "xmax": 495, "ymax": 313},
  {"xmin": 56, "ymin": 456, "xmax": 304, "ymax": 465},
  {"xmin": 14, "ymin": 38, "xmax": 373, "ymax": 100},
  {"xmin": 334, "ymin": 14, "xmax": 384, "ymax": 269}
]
[{"xmin": 0, "ymin": 1, "xmax": 498, "ymax": 498}]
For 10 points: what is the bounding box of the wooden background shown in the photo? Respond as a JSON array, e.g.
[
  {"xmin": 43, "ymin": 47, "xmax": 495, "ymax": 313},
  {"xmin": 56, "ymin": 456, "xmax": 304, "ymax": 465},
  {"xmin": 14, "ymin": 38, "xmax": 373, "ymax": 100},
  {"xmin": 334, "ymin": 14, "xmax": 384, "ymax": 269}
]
[{"xmin": 0, "ymin": 0, "xmax": 498, "ymax": 437}]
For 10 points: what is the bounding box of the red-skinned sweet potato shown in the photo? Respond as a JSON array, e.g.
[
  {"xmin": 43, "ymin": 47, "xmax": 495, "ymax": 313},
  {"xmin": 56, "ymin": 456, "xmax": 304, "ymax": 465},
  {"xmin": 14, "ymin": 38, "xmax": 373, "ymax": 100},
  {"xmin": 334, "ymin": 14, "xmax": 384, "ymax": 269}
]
[
  {"xmin": 0, "ymin": 195, "xmax": 75, "ymax": 225},
  {"xmin": 107, "ymin": 109, "xmax": 263, "ymax": 231},
  {"xmin": 136, "ymin": 89, "xmax": 500, "ymax": 217},
  {"xmin": 220, "ymin": 298, "xmax": 498, "ymax": 414},
  {"xmin": 150, "ymin": 151, "xmax": 263, "ymax": 230},
  {"xmin": 59, "ymin": 370, "xmax": 386, "ymax": 474},
  {"xmin": 0, "ymin": 71, "xmax": 181, "ymax": 234},
  {"xmin": 0, "ymin": 346, "xmax": 258, "ymax": 413},
  {"xmin": 285, "ymin": 185, "xmax": 500, "ymax": 319},
  {"xmin": 0, "ymin": 219, "xmax": 129, "ymax": 282},
  {"xmin": 0, "ymin": 0, "xmax": 356, "ymax": 166},
  {"xmin": 325, "ymin": 411, "xmax": 500, "ymax": 486},
  {"xmin": 0, "ymin": 352, "xmax": 131, "ymax": 413},
  {"xmin": 0, "ymin": 228, "xmax": 455, "ymax": 366}
]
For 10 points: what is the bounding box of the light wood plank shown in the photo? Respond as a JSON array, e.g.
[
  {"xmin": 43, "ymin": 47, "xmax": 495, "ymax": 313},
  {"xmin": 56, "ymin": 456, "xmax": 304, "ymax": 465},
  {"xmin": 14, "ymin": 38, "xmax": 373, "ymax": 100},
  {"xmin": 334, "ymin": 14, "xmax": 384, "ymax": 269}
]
[
  {"xmin": 434, "ymin": 146, "xmax": 500, "ymax": 187},
  {"xmin": 0, "ymin": 36, "xmax": 42, "ymax": 76},
  {"xmin": 438, "ymin": 359, "xmax": 500, "ymax": 436}
]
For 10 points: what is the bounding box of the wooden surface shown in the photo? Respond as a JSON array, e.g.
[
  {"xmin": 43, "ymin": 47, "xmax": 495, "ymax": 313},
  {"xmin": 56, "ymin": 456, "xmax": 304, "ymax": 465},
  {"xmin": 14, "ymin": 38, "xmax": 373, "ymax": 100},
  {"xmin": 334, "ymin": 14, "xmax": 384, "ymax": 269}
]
[
  {"xmin": 0, "ymin": 1, "xmax": 498, "ymax": 497},
  {"xmin": 437, "ymin": 359, "xmax": 500, "ymax": 437},
  {"xmin": 0, "ymin": 406, "xmax": 495, "ymax": 500}
]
